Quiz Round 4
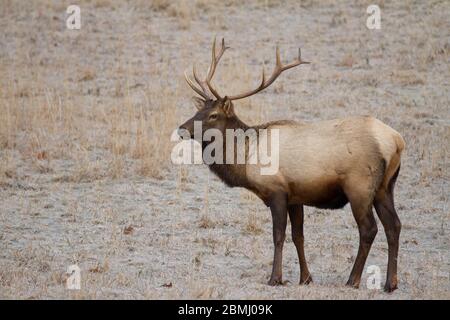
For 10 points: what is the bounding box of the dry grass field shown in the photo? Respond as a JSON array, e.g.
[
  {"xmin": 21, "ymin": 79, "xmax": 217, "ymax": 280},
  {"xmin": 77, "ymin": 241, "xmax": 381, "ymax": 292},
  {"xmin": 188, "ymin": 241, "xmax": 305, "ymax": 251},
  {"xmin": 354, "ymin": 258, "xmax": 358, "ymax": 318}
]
[{"xmin": 0, "ymin": 0, "xmax": 449, "ymax": 299}]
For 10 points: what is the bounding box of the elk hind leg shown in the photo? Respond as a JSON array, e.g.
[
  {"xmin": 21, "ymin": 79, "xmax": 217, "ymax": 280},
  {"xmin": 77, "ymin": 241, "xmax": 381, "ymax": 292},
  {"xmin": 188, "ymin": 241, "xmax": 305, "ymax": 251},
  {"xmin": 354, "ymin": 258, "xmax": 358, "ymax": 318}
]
[
  {"xmin": 345, "ymin": 182, "xmax": 378, "ymax": 288},
  {"xmin": 374, "ymin": 166, "xmax": 401, "ymax": 292}
]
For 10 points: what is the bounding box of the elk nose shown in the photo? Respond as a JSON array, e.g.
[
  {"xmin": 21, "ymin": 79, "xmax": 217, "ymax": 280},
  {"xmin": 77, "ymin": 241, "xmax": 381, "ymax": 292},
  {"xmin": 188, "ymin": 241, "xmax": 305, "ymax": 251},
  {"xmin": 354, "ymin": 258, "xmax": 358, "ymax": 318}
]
[{"xmin": 177, "ymin": 126, "xmax": 189, "ymax": 138}]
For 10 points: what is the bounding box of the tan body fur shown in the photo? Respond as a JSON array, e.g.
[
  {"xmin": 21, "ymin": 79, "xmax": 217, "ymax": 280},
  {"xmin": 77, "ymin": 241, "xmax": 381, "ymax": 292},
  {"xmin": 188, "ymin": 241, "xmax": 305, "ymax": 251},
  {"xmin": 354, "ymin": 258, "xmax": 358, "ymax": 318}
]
[{"xmin": 247, "ymin": 116, "xmax": 405, "ymax": 208}]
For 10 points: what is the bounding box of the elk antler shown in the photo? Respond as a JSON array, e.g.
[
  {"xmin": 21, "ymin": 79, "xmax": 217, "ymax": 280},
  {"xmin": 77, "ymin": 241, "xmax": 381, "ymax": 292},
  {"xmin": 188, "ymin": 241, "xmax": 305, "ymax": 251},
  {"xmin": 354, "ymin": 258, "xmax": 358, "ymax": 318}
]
[
  {"xmin": 205, "ymin": 37, "xmax": 229, "ymax": 100},
  {"xmin": 227, "ymin": 47, "xmax": 309, "ymax": 101},
  {"xmin": 185, "ymin": 39, "xmax": 308, "ymax": 101},
  {"xmin": 184, "ymin": 68, "xmax": 211, "ymax": 100},
  {"xmin": 184, "ymin": 62, "xmax": 213, "ymax": 100},
  {"xmin": 184, "ymin": 37, "xmax": 229, "ymax": 100}
]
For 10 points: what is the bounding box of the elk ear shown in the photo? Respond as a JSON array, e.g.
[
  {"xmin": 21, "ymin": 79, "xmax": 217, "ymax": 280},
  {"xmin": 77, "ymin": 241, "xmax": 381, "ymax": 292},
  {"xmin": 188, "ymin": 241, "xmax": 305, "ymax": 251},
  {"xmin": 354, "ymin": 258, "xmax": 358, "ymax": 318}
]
[
  {"xmin": 192, "ymin": 97, "xmax": 205, "ymax": 111},
  {"xmin": 222, "ymin": 98, "xmax": 234, "ymax": 117}
]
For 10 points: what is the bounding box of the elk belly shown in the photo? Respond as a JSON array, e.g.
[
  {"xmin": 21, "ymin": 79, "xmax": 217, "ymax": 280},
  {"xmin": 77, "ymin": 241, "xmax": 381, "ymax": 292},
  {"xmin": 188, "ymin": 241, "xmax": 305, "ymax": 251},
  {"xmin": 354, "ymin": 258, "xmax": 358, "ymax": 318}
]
[{"xmin": 286, "ymin": 178, "xmax": 348, "ymax": 209}]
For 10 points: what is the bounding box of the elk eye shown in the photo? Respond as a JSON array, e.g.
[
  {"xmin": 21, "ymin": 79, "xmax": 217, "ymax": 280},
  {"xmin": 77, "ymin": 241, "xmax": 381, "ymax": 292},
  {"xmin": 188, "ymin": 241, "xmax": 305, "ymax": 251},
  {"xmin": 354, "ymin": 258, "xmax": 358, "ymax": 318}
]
[{"xmin": 209, "ymin": 114, "xmax": 218, "ymax": 121}]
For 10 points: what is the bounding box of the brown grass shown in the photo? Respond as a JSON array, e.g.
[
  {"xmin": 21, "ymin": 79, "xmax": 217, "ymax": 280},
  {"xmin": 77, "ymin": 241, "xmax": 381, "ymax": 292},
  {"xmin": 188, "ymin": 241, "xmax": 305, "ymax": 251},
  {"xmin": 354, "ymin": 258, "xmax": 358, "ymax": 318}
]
[
  {"xmin": 0, "ymin": 0, "xmax": 448, "ymax": 300},
  {"xmin": 244, "ymin": 211, "xmax": 264, "ymax": 235}
]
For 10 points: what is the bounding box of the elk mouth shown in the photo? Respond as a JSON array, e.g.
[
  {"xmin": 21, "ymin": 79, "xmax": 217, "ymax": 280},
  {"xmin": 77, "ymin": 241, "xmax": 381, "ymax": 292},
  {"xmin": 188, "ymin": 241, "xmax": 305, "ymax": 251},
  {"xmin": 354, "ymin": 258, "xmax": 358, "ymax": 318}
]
[{"xmin": 177, "ymin": 122, "xmax": 196, "ymax": 140}]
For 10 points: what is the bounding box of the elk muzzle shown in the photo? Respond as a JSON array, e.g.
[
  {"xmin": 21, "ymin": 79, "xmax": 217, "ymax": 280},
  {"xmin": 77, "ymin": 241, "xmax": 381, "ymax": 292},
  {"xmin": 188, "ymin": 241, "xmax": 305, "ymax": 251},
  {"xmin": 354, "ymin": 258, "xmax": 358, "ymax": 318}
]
[{"xmin": 178, "ymin": 118, "xmax": 195, "ymax": 139}]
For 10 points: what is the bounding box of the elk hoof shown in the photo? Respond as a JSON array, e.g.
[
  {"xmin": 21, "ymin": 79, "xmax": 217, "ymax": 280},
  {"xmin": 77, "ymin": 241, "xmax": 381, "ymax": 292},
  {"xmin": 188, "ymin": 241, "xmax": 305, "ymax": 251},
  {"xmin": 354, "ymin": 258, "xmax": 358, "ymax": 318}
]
[
  {"xmin": 384, "ymin": 283, "xmax": 398, "ymax": 293},
  {"xmin": 300, "ymin": 275, "xmax": 313, "ymax": 285},
  {"xmin": 345, "ymin": 280, "xmax": 360, "ymax": 289},
  {"xmin": 268, "ymin": 277, "xmax": 284, "ymax": 286}
]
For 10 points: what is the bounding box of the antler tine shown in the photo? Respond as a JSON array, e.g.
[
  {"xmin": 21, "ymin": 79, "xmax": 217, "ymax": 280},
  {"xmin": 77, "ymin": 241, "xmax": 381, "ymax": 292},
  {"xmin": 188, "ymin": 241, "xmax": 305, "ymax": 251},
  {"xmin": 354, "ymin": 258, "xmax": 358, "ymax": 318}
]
[
  {"xmin": 228, "ymin": 47, "xmax": 309, "ymax": 101},
  {"xmin": 192, "ymin": 64, "xmax": 212, "ymax": 99},
  {"xmin": 207, "ymin": 38, "xmax": 228, "ymax": 78},
  {"xmin": 209, "ymin": 36, "xmax": 216, "ymax": 78},
  {"xmin": 185, "ymin": 38, "xmax": 230, "ymax": 100},
  {"xmin": 206, "ymin": 37, "xmax": 229, "ymax": 100},
  {"xmin": 216, "ymin": 38, "xmax": 229, "ymax": 61},
  {"xmin": 276, "ymin": 46, "xmax": 282, "ymax": 68},
  {"xmin": 184, "ymin": 69, "xmax": 210, "ymax": 100},
  {"xmin": 282, "ymin": 48, "xmax": 310, "ymax": 70},
  {"xmin": 250, "ymin": 67, "xmax": 266, "ymax": 94}
]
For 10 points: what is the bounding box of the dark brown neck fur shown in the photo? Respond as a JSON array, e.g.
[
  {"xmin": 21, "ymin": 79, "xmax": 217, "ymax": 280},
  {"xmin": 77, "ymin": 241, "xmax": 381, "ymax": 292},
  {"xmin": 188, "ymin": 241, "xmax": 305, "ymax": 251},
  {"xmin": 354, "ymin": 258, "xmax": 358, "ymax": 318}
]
[
  {"xmin": 204, "ymin": 116, "xmax": 297, "ymax": 189},
  {"xmin": 204, "ymin": 115, "xmax": 251, "ymax": 189}
]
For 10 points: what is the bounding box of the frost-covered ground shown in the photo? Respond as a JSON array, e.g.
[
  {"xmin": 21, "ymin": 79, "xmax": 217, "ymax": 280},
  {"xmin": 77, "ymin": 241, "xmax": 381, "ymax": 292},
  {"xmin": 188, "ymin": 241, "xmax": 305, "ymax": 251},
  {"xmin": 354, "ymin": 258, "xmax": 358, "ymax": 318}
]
[{"xmin": 0, "ymin": 0, "xmax": 449, "ymax": 299}]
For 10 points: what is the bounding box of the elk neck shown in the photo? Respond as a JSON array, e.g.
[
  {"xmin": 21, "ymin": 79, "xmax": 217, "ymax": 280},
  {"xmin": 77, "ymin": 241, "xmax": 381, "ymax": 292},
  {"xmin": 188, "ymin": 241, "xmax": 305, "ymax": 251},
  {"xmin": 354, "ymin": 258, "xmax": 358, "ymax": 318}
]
[{"xmin": 203, "ymin": 115, "xmax": 253, "ymax": 189}]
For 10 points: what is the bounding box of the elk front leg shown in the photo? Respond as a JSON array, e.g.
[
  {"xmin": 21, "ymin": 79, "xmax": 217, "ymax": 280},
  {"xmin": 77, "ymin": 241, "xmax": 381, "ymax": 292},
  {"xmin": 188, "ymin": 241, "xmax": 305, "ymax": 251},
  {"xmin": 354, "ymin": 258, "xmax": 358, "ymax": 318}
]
[
  {"xmin": 288, "ymin": 204, "xmax": 312, "ymax": 284},
  {"xmin": 268, "ymin": 192, "xmax": 288, "ymax": 286}
]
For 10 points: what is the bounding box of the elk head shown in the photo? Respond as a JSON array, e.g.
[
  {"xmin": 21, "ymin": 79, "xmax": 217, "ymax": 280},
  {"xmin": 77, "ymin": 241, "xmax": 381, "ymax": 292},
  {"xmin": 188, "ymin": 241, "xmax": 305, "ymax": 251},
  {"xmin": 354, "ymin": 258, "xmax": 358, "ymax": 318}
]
[{"xmin": 178, "ymin": 38, "xmax": 309, "ymax": 140}]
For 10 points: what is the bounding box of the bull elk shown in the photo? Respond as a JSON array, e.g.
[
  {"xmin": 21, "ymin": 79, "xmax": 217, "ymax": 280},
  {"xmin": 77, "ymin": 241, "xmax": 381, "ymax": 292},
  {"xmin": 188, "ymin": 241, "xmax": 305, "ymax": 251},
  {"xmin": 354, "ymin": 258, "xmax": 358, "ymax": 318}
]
[{"xmin": 178, "ymin": 38, "xmax": 405, "ymax": 292}]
